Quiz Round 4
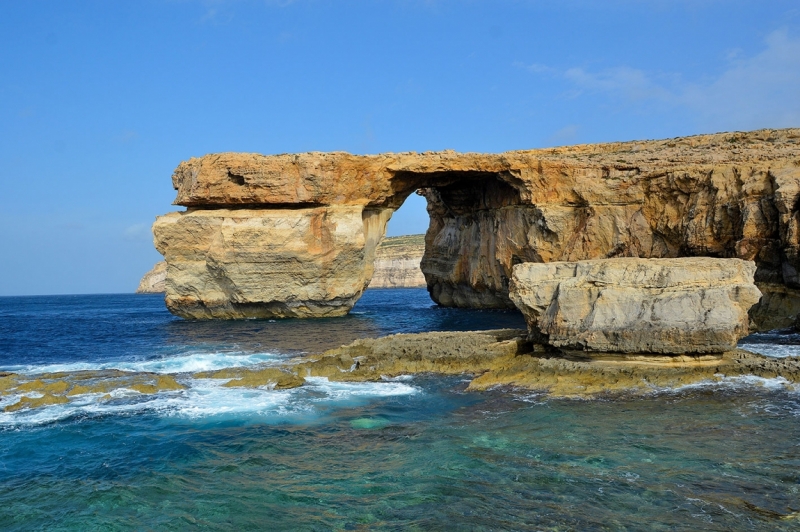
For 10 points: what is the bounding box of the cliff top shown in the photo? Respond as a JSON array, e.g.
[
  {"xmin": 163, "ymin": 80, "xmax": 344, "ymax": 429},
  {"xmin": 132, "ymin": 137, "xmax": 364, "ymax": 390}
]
[{"xmin": 171, "ymin": 128, "xmax": 800, "ymax": 207}]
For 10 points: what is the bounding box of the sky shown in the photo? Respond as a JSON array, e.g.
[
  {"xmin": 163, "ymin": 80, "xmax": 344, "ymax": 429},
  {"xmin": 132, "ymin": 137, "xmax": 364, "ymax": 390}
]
[{"xmin": 1, "ymin": 0, "xmax": 798, "ymax": 295}]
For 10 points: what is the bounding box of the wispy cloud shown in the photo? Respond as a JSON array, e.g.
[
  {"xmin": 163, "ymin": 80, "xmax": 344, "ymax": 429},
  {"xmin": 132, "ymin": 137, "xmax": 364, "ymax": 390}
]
[{"xmin": 518, "ymin": 29, "xmax": 800, "ymax": 131}]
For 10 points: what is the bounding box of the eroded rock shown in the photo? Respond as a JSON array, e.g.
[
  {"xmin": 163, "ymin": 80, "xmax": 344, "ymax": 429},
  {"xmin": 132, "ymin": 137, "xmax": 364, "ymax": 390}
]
[
  {"xmin": 154, "ymin": 128, "xmax": 800, "ymax": 319},
  {"xmin": 136, "ymin": 261, "xmax": 166, "ymax": 293},
  {"xmin": 510, "ymin": 258, "xmax": 762, "ymax": 354},
  {"xmin": 153, "ymin": 206, "xmax": 391, "ymax": 318}
]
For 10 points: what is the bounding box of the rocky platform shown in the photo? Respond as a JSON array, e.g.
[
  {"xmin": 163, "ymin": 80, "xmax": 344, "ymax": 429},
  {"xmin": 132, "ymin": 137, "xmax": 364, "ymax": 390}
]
[
  {"xmin": 4, "ymin": 330, "xmax": 800, "ymax": 413},
  {"xmin": 153, "ymin": 128, "xmax": 800, "ymax": 321}
]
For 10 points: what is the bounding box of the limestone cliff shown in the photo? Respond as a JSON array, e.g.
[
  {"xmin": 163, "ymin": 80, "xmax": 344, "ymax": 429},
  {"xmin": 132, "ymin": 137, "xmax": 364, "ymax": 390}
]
[
  {"xmin": 138, "ymin": 234, "xmax": 425, "ymax": 296},
  {"xmin": 368, "ymin": 234, "xmax": 425, "ymax": 288},
  {"xmin": 136, "ymin": 261, "xmax": 166, "ymax": 293},
  {"xmin": 154, "ymin": 128, "xmax": 800, "ymax": 319}
]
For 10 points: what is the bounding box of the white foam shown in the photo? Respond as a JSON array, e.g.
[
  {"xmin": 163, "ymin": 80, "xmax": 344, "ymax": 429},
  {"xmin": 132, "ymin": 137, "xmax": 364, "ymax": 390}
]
[
  {"xmin": 304, "ymin": 376, "xmax": 418, "ymax": 398},
  {"xmin": 0, "ymin": 374, "xmax": 419, "ymax": 427},
  {"xmin": 672, "ymin": 374, "xmax": 797, "ymax": 393},
  {"xmin": 739, "ymin": 343, "xmax": 800, "ymax": 358},
  {"xmin": 4, "ymin": 351, "xmax": 281, "ymax": 375}
]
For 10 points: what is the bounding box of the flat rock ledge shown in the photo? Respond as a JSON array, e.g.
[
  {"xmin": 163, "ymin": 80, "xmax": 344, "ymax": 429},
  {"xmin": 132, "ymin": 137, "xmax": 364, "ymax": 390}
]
[
  {"xmin": 3, "ymin": 330, "xmax": 800, "ymax": 412},
  {"xmin": 283, "ymin": 330, "xmax": 800, "ymax": 397},
  {"xmin": 510, "ymin": 257, "xmax": 762, "ymax": 354}
]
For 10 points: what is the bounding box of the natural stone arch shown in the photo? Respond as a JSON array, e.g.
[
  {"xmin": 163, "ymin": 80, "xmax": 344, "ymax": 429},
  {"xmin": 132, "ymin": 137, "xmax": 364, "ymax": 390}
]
[{"xmin": 153, "ymin": 129, "xmax": 800, "ymax": 326}]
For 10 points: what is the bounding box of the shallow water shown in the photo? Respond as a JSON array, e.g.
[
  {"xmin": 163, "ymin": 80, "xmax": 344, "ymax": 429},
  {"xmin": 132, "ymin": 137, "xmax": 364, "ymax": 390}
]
[{"xmin": 1, "ymin": 291, "xmax": 799, "ymax": 530}]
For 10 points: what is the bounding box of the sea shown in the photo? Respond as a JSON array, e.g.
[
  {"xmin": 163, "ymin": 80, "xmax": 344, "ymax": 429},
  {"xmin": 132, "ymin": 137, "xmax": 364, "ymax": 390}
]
[{"xmin": 1, "ymin": 289, "xmax": 800, "ymax": 531}]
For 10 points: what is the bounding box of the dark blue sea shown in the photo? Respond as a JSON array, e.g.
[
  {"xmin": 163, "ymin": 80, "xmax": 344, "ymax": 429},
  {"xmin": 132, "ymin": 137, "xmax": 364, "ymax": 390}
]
[{"xmin": 1, "ymin": 289, "xmax": 800, "ymax": 530}]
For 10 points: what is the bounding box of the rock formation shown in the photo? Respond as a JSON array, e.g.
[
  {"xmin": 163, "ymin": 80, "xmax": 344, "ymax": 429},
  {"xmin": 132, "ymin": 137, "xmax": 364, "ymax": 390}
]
[
  {"xmin": 138, "ymin": 235, "xmax": 425, "ymax": 295},
  {"xmin": 368, "ymin": 234, "xmax": 425, "ymax": 288},
  {"xmin": 136, "ymin": 261, "xmax": 167, "ymax": 293},
  {"xmin": 153, "ymin": 128, "xmax": 800, "ymax": 320},
  {"xmin": 510, "ymin": 258, "xmax": 761, "ymax": 354}
]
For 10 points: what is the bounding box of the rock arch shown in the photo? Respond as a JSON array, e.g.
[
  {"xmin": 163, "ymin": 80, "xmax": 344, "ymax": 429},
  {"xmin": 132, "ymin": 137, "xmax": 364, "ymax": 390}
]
[{"xmin": 153, "ymin": 129, "xmax": 800, "ymax": 325}]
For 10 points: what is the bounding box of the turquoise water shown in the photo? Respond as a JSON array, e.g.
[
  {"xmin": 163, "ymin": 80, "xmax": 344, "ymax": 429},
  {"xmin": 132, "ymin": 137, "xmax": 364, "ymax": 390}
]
[{"xmin": 1, "ymin": 291, "xmax": 800, "ymax": 530}]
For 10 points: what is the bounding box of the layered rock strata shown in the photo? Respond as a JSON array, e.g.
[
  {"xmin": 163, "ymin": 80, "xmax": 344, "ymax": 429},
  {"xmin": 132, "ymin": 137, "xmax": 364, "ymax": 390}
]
[
  {"xmin": 154, "ymin": 128, "xmax": 800, "ymax": 320},
  {"xmin": 136, "ymin": 261, "xmax": 166, "ymax": 293},
  {"xmin": 137, "ymin": 234, "xmax": 425, "ymax": 295},
  {"xmin": 510, "ymin": 258, "xmax": 761, "ymax": 354},
  {"xmin": 368, "ymin": 234, "xmax": 425, "ymax": 288},
  {"xmin": 153, "ymin": 207, "xmax": 389, "ymax": 318}
]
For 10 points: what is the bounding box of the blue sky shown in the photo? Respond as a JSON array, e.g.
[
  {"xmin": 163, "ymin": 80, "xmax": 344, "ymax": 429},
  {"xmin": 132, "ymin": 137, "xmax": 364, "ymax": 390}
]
[{"xmin": 1, "ymin": 0, "xmax": 798, "ymax": 295}]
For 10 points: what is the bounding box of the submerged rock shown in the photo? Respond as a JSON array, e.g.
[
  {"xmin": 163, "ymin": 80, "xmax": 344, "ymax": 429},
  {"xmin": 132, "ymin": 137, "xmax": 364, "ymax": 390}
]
[
  {"xmin": 195, "ymin": 367, "xmax": 304, "ymax": 389},
  {"xmin": 1, "ymin": 371, "xmax": 186, "ymax": 412},
  {"xmin": 510, "ymin": 258, "xmax": 762, "ymax": 354}
]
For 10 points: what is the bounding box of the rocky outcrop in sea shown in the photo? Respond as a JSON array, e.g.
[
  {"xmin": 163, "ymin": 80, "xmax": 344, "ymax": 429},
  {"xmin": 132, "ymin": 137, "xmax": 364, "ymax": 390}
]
[
  {"xmin": 137, "ymin": 234, "xmax": 426, "ymax": 294},
  {"xmin": 151, "ymin": 128, "xmax": 800, "ymax": 322}
]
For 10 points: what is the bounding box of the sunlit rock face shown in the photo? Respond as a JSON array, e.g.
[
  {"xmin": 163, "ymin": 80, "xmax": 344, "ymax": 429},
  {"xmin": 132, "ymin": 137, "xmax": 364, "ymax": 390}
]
[
  {"xmin": 153, "ymin": 207, "xmax": 391, "ymax": 318},
  {"xmin": 154, "ymin": 128, "xmax": 800, "ymax": 319},
  {"xmin": 510, "ymin": 258, "xmax": 762, "ymax": 354}
]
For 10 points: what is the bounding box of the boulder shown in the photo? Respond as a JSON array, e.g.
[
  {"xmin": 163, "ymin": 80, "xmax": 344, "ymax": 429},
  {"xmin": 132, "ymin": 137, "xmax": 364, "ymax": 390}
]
[{"xmin": 509, "ymin": 258, "xmax": 762, "ymax": 354}]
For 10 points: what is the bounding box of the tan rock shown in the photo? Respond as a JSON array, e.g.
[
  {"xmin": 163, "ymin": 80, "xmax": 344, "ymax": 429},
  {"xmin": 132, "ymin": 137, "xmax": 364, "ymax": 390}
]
[
  {"xmin": 154, "ymin": 128, "xmax": 800, "ymax": 319},
  {"xmin": 153, "ymin": 206, "xmax": 391, "ymax": 318},
  {"xmin": 510, "ymin": 258, "xmax": 762, "ymax": 354},
  {"xmin": 369, "ymin": 234, "xmax": 426, "ymax": 288},
  {"xmin": 136, "ymin": 261, "xmax": 166, "ymax": 293}
]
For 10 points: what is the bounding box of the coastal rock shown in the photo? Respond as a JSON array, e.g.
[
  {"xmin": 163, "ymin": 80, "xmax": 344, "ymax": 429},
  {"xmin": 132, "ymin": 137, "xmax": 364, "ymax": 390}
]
[
  {"xmin": 154, "ymin": 128, "xmax": 800, "ymax": 319},
  {"xmin": 153, "ymin": 206, "xmax": 391, "ymax": 318},
  {"xmin": 136, "ymin": 261, "xmax": 167, "ymax": 293},
  {"xmin": 287, "ymin": 330, "xmax": 800, "ymax": 398},
  {"xmin": 510, "ymin": 258, "xmax": 762, "ymax": 354},
  {"xmin": 368, "ymin": 234, "xmax": 425, "ymax": 288}
]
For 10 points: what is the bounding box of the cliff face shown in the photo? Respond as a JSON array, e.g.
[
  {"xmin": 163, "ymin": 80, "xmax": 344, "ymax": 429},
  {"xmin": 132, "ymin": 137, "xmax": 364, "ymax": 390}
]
[
  {"xmin": 154, "ymin": 128, "xmax": 800, "ymax": 319},
  {"xmin": 136, "ymin": 261, "xmax": 166, "ymax": 293},
  {"xmin": 139, "ymin": 235, "xmax": 425, "ymax": 295},
  {"xmin": 368, "ymin": 234, "xmax": 425, "ymax": 289}
]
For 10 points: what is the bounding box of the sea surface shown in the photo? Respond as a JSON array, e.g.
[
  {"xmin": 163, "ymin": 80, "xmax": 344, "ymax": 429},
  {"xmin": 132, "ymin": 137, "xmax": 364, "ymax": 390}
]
[{"xmin": 1, "ymin": 290, "xmax": 800, "ymax": 530}]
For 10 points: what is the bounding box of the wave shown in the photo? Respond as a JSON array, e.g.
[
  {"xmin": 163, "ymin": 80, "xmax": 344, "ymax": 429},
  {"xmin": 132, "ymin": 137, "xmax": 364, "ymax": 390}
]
[
  {"xmin": 2, "ymin": 351, "xmax": 283, "ymax": 375},
  {"xmin": 0, "ymin": 374, "xmax": 419, "ymax": 427},
  {"xmin": 739, "ymin": 343, "xmax": 800, "ymax": 358}
]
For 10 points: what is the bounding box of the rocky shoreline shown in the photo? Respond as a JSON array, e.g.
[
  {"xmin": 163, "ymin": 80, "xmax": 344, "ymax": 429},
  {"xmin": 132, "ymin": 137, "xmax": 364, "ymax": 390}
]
[{"xmin": 4, "ymin": 329, "xmax": 800, "ymax": 413}]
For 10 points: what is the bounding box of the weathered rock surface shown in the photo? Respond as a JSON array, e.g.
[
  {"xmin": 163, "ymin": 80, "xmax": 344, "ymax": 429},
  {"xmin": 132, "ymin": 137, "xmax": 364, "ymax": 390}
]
[
  {"xmin": 138, "ymin": 234, "xmax": 425, "ymax": 294},
  {"xmin": 368, "ymin": 234, "xmax": 425, "ymax": 288},
  {"xmin": 283, "ymin": 330, "xmax": 800, "ymax": 398},
  {"xmin": 5, "ymin": 331, "xmax": 800, "ymax": 412},
  {"xmin": 510, "ymin": 258, "xmax": 762, "ymax": 354},
  {"xmin": 155, "ymin": 128, "xmax": 800, "ymax": 319},
  {"xmin": 136, "ymin": 261, "xmax": 167, "ymax": 293},
  {"xmin": 153, "ymin": 206, "xmax": 390, "ymax": 318}
]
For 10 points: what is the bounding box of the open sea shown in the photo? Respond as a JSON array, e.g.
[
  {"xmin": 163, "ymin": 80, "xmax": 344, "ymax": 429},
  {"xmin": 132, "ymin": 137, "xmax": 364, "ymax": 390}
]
[{"xmin": 1, "ymin": 289, "xmax": 800, "ymax": 530}]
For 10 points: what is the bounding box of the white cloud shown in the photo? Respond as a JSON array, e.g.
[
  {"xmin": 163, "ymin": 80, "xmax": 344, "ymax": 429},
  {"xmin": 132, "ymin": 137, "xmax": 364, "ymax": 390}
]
[{"xmin": 520, "ymin": 29, "xmax": 800, "ymax": 131}]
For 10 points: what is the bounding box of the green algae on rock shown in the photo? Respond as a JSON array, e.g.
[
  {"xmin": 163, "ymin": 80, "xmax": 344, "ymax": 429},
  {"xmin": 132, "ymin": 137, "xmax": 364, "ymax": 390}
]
[
  {"xmin": 284, "ymin": 330, "xmax": 800, "ymax": 398},
  {"xmin": 2, "ymin": 371, "xmax": 187, "ymax": 412},
  {"xmin": 195, "ymin": 367, "xmax": 305, "ymax": 389}
]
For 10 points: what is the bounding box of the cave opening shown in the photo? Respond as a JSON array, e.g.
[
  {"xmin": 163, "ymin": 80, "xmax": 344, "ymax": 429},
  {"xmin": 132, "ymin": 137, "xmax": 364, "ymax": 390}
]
[{"xmin": 365, "ymin": 170, "xmax": 529, "ymax": 310}]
